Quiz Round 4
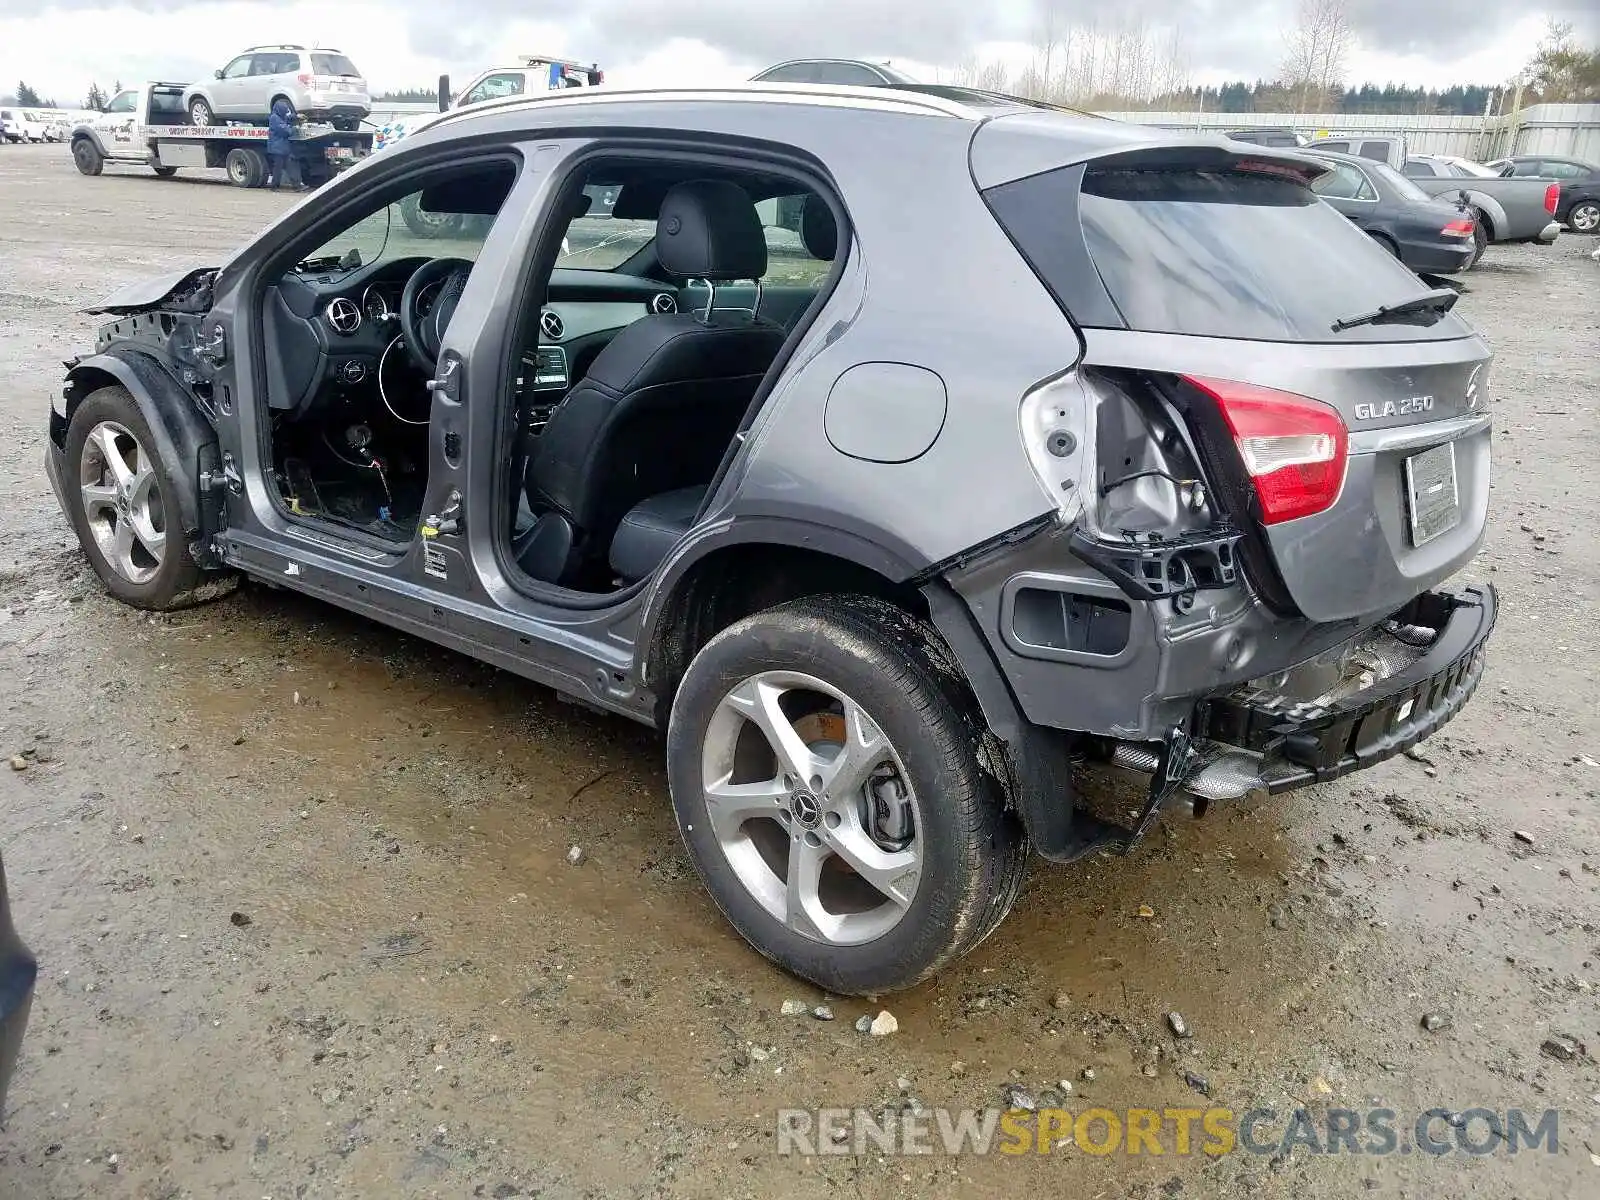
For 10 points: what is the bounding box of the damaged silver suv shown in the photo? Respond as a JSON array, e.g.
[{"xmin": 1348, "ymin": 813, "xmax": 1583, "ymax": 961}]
[{"xmin": 45, "ymin": 85, "xmax": 1496, "ymax": 994}]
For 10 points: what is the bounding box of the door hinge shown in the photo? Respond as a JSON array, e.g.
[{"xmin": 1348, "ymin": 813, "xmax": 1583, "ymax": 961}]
[
  {"xmin": 421, "ymin": 488, "xmax": 463, "ymax": 538},
  {"xmin": 200, "ymin": 452, "xmax": 242, "ymax": 495}
]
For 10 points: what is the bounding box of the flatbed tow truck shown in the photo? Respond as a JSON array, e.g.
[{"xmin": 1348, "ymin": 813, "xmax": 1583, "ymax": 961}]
[{"xmin": 70, "ymin": 82, "xmax": 371, "ymax": 188}]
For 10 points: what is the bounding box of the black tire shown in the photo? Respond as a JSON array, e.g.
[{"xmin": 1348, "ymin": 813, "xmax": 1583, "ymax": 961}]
[
  {"xmin": 71, "ymin": 137, "xmax": 103, "ymax": 176},
  {"xmin": 224, "ymin": 147, "xmax": 266, "ymax": 188},
  {"xmin": 62, "ymin": 386, "xmax": 237, "ymax": 611},
  {"xmin": 153, "ymin": 165, "xmax": 178, "ymax": 179},
  {"xmin": 188, "ymin": 97, "xmax": 215, "ymax": 127},
  {"xmin": 1467, "ymin": 218, "xmax": 1488, "ymax": 269},
  {"xmin": 1569, "ymin": 200, "xmax": 1600, "ymax": 235},
  {"xmin": 666, "ymin": 594, "xmax": 1028, "ymax": 994},
  {"xmin": 399, "ymin": 193, "xmax": 464, "ymax": 239}
]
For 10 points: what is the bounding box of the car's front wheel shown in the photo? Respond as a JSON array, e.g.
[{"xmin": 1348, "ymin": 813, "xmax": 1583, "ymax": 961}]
[
  {"xmin": 63, "ymin": 386, "xmax": 235, "ymax": 610},
  {"xmin": 1569, "ymin": 200, "xmax": 1600, "ymax": 234},
  {"xmin": 71, "ymin": 137, "xmax": 103, "ymax": 176},
  {"xmin": 188, "ymin": 97, "xmax": 215, "ymax": 127},
  {"xmin": 667, "ymin": 594, "xmax": 1027, "ymax": 994}
]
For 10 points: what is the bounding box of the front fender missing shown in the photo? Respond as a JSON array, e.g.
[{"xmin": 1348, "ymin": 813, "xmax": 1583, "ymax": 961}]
[{"xmin": 63, "ymin": 350, "xmax": 225, "ymax": 567}]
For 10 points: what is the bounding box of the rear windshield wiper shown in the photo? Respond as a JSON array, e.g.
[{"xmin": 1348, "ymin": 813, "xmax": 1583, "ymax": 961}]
[{"xmin": 1331, "ymin": 287, "xmax": 1459, "ymax": 332}]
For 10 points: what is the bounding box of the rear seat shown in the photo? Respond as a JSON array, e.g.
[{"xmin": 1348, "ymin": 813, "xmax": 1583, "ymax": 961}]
[{"xmin": 608, "ymin": 486, "xmax": 707, "ymax": 582}]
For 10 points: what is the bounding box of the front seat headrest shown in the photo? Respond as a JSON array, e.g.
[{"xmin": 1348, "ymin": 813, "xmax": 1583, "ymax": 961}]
[
  {"xmin": 656, "ymin": 179, "xmax": 767, "ymax": 281},
  {"xmin": 800, "ymin": 194, "xmax": 838, "ymax": 262}
]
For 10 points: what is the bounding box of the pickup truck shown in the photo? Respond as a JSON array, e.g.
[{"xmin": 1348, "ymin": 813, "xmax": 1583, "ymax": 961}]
[
  {"xmin": 374, "ymin": 55, "xmax": 603, "ymax": 154},
  {"xmin": 1305, "ymin": 134, "xmax": 1561, "ymax": 262},
  {"xmin": 69, "ymin": 82, "xmax": 372, "ymax": 187}
]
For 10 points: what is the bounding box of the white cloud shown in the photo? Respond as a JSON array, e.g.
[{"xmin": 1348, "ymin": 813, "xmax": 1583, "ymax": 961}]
[{"xmin": 0, "ymin": 1, "xmax": 1579, "ymax": 108}]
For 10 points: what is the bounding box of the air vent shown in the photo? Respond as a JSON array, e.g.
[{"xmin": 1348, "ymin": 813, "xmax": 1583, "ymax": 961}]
[
  {"xmin": 325, "ymin": 297, "xmax": 361, "ymax": 335},
  {"xmin": 539, "ymin": 310, "xmax": 565, "ymax": 340},
  {"xmin": 651, "ymin": 292, "xmax": 678, "ymax": 314}
]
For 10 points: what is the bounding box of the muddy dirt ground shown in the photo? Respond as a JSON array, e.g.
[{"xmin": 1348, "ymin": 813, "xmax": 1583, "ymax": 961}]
[{"xmin": 0, "ymin": 144, "xmax": 1597, "ymax": 1198}]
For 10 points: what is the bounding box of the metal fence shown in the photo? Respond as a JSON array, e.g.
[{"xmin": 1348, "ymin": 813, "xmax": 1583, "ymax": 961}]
[{"xmin": 1097, "ymin": 103, "xmax": 1600, "ymax": 163}]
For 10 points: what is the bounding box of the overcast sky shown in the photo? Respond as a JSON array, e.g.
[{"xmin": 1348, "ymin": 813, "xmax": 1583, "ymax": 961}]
[{"xmin": 1, "ymin": 0, "xmax": 1595, "ymax": 108}]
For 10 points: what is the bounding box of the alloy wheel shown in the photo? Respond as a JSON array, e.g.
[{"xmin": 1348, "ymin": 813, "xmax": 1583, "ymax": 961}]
[
  {"xmin": 697, "ymin": 671, "xmax": 922, "ymax": 946},
  {"xmin": 1571, "ymin": 203, "xmax": 1600, "ymax": 234},
  {"xmin": 78, "ymin": 421, "xmax": 166, "ymax": 585}
]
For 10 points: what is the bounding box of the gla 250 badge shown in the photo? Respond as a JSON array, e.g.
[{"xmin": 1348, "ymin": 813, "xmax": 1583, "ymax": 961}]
[{"xmin": 1355, "ymin": 395, "xmax": 1434, "ymax": 422}]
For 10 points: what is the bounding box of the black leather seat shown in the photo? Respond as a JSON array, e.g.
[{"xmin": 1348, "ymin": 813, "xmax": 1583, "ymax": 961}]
[
  {"xmin": 516, "ymin": 179, "xmax": 786, "ymax": 586},
  {"xmin": 609, "ymin": 485, "xmax": 707, "ymax": 582}
]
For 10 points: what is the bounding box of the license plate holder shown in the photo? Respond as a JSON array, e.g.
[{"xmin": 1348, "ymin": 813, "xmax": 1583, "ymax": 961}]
[{"xmin": 1404, "ymin": 442, "xmax": 1460, "ymax": 547}]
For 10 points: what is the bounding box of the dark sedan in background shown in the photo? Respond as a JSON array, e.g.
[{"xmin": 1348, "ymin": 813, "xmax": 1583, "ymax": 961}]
[
  {"xmin": 0, "ymin": 851, "xmax": 36, "ymax": 1121},
  {"xmin": 1488, "ymin": 155, "xmax": 1600, "ymax": 234},
  {"xmin": 1305, "ymin": 149, "xmax": 1478, "ymax": 273}
]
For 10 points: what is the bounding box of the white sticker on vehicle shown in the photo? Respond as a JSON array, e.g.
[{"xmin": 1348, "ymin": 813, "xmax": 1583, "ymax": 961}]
[{"xmin": 423, "ymin": 542, "xmax": 448, "ymax": 581}]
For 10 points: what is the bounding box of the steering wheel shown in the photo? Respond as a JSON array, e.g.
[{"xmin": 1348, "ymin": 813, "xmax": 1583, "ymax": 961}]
[{"xmin": 400, "ymin": 257, "xmax": 473, "ymax": 374}]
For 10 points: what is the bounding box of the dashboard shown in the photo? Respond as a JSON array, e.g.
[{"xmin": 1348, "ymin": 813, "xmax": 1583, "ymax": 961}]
[{"xmin": 266, "ymin": 258, "xmax": 684, "ymax": 417}]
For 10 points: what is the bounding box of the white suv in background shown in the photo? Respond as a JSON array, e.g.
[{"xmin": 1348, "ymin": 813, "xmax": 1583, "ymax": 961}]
[{"xmin": 183, "ymin": 44, "xmax": 370, "ymax": 130}]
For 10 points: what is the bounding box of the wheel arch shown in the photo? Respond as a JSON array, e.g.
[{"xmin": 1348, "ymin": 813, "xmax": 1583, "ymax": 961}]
[
  {"xmin": 61, "ymin": 351, "xmax": 222, "ymax": 547},
  {"xmin": 641, "ymin": 525, "xmax": 924, "ymax": 719},
  {"xmin": 70, "ymin": 128, "xmax": 108, "ymax": 157},
  {"xmin": 637, "ymin": 525, "xmax": 1080, "ymax": 859},
  {"xmin": 1462, "ymin": 191, "xmax": 1504, "ymax": 240}
]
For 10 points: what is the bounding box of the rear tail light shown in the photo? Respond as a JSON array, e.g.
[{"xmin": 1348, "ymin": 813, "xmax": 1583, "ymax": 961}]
[
  {"xmin": 1441, "ymin": 217, "xmax": 1475, "ymax": 237},
  {"xmin": 1544, "ymin": 183, "xmax": 1559, "ymax": 215},
  {"xmin": 297, "ymin": 73, "xmax": 312, "ymax": 85},
  {"xmin": 1184, "ymin": 376, "xmax": 1348, "ymax": 525}
]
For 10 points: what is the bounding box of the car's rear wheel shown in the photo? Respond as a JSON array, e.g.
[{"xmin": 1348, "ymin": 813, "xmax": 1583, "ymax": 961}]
[
  {"xmin": 153, "ymin": 165, "xmax": 177, "ymax": 179},
  {"xmin": 667, "ymin": 594, "xmax": 1027, "ymax": 994},
  {"xmin": 71, "ymin": 137, "xmax": 103, "ymax": 176},
  {"xmin": 398, "ymin": 193, "xmax": 465, "ymax": 239},
  {"xmin": 1467, "ymin": 218, "xmax": 1489, "ymax": 269},
  {"xmin": 224, "ymin": 147, "xmax": 265, "ymax": 188},
  {"xmin": 1569, "ymin": 201, "xmax": 1600, "ymax": 234},
  {"xmin": 188, "ymin": 97, "xmax": 215, "ymax": 127},
  {"xmin": 63, "ymin": 386, "xmax": 235, "ymax": 611}
]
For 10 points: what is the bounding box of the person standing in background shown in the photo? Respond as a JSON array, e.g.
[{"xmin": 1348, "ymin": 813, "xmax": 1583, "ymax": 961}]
[{"xmin": 266, "ymin": 97, "xmax": 301, "ymax": 190}]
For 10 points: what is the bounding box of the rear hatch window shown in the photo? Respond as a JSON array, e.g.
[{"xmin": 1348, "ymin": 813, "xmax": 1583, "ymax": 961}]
[
  {"xmin": 312, "ymin": 54, "xmax": 361, "ymax": 77},
  {"xmin": 1004, "ymin": 160, "xmax": 1470, "ymax": 344}
]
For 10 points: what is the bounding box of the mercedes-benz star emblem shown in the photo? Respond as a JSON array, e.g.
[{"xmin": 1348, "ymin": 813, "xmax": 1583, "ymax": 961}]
[{"xmin": 792, "ymin": 793, "xmax": 822, "ymax": 829}]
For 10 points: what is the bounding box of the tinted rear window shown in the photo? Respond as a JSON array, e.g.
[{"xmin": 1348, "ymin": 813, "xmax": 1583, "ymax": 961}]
[
  {"xmin": 312, "ymin": 53, "xmax": 360, "ymax": 77},
  {"xmin": 1069, "ymin": 165, "xmax": 1468, "ymax": 343}
]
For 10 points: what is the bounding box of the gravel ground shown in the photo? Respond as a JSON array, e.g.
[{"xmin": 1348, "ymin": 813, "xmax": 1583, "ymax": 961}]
[{"xmin": 0, "ymin": 142, "xmax": 1598, "ymax": 1199}]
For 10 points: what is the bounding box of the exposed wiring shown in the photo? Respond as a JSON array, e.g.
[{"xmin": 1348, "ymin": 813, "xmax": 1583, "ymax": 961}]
[
  {"xmin": 1098, "ymin": 468, "xmax": 1196, "ymax": 498},
  {"xmin": 379, "ymin": 334, "xmax": 431, "ymax": 426},
  {"xmin": 318, "ymin": 428, "xmax": 394, "ymax": 506}
]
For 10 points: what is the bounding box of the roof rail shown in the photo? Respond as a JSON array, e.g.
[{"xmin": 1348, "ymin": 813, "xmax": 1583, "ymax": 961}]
[
  {"xmin": 244, "ymin": 44, "xmax": 306, "ymax": 52},
  {"xmin": 426, "ymin": 83, "xmax": 981, "ymax": 132}
]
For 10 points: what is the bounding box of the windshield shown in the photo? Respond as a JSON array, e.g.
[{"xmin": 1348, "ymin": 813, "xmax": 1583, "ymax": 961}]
[
  {"xmin": 312, "ymin": 53, "xmax": 360, "ymax": 77},
  {"xmin": 557, "ymin": 185, "xmax": 655, "ymax": 270},
  {"xmin": 299, "ymin": 192, "xmax": 496, "ymax": 275},
  {"xmin": 1447, "ymin": 158, "xmax": 1497, "ymax": 178}
]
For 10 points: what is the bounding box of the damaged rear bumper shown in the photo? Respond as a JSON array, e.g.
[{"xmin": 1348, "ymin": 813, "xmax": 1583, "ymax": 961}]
[
  {"xmin": 1083, "ymin": 583, "xmax": 1495, "ymax": 858},
  {"xmin": 1196, "ymin": 583, "xmax": 1495, "ymax": 792}
]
